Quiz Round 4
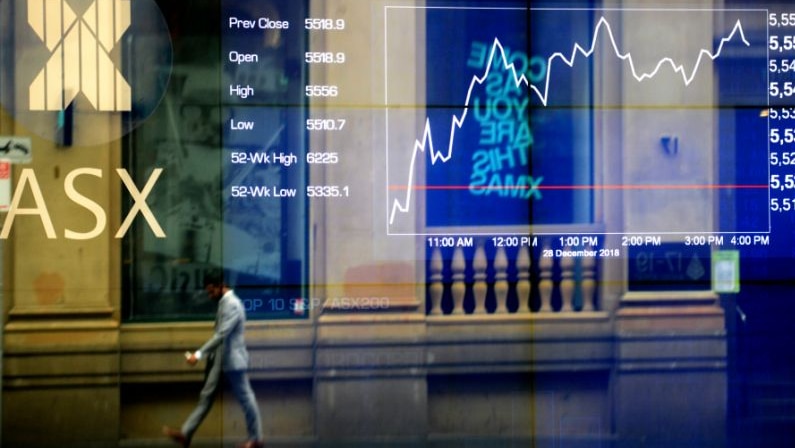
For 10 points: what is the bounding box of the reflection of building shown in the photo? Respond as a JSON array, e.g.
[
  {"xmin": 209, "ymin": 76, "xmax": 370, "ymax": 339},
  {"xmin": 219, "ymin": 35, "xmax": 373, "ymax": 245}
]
[{"xmin": 0, "ymin": 0, "xmax": 786, "ymax": 447}]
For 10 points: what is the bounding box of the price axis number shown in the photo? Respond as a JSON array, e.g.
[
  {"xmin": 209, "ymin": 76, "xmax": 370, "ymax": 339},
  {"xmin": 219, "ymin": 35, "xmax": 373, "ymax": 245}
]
[
  {"xmin": 769, "ymin": 35, "xmax": 795, "ymax": 54},
  {"xmin": 767, "ymin": 107, "xmax": 795, "ymax": 120},
  {"xmin": 769, "ymin": 13, "xmax": 795, "ymax": 106},
  {"xmin": 769, "ymin": 12, "xmax": 795, "ymax": 28},
  {"xmin": 769, "ymin": 81, "xmax": 795, "ymax": 100},
  {"xmin": 769, "ymin": 127, "xmax": 795, "ymax": 213},
  {"xmin": 768, "ymin": 13, "xmax": 795, "ymax": 215},
  {"xmin": 769, "ymin": 58, "xmax": 795, "ymax": 74},
  {"xmin": 770, "ymin": 127, "xmax": 795, "ymax": 146},
  {"xmin": 771, "ymin": 197, "xmax": 795, "ymax": 213},
  {"xmin": 770, "ymin": 174, "xmax": 795, "ymax": 192},
  {"xmin": 770, "ymin": 151, "xmax": 795, "ymax": 166}
]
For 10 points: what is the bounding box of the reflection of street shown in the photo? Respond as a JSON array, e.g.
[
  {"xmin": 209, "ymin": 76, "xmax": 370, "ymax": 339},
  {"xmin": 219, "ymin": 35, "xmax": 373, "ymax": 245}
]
[{"xmin": 133, "ymin": 99, "xmax": 284, "ymax": 316}]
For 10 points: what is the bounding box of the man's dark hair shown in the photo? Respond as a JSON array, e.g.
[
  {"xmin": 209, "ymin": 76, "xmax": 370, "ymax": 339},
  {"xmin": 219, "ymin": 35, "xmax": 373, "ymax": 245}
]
[{"xmin": 203, "ymin": 268, "xmax": 225, "ymax": 287}]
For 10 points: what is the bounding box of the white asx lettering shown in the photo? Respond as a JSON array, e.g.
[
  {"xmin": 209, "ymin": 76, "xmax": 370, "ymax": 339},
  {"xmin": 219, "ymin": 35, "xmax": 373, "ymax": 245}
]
[
  {"xmin": 0, "ymin": 168, "xmax": 164, "ymax": 240},
  {"xmin": 64, "ymin": 168, "xmax": 107, "ymax": 239}
]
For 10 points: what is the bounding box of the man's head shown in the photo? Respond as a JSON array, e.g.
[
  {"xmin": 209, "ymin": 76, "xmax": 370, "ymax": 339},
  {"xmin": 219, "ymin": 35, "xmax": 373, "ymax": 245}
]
[{"xmin": 203, "ymin": 269, "xmax": 227, "ymax": 301}]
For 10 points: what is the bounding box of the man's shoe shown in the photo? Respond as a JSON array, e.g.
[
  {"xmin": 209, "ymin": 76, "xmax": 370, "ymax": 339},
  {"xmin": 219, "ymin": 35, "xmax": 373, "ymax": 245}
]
[
  {"xmin": 239, "ymin": 440, "xmax": 264, "ymax": 448},
  {"xmin": 162, "ymin": 426, "xmax": 191, "ymax": 448}
]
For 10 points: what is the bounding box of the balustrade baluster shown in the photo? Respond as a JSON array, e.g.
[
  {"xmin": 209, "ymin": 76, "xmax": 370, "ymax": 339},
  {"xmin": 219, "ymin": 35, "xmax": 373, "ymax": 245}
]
[
  {"xmin": 451, "ymin": 246, "xmax": 466, "ymax": 315},
  {"xmin": 427, "ymin": 237, "xmax": 599, "ymax": 317},
  {"xmin": 515, "ymin": 246, "xmax": 531, "ymax": 313},
  {"xmin": 473, "ymin": 243, "xmax": 487, "ymax": 314},
  {"xmin": 494, "ymin": 246, "xmax": 509, "ymax": 313},
  {"xmin": 560, "ymin": 247, "xmax": 574, "ymax": 312},
  {"xmin": 429, "ymin": 246, "xmax": 444, "ymax": 315},
  {"xmin": 538, "ymin": 243, "xmax": 553, "ymax": 313},
  {"xmin": 581, "ymin": 246, "xmax": 596, "ymax": 311}
]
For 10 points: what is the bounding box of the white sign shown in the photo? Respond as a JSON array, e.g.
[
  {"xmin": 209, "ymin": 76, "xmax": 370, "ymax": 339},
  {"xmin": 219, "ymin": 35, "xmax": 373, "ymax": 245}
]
[
  {"xmin": 0, "ymin": 137, "xmax": 31, "ymax": 163},
  {"xmin": 0, "ymin": 161, "xmax": 10, "ymax": 211}
]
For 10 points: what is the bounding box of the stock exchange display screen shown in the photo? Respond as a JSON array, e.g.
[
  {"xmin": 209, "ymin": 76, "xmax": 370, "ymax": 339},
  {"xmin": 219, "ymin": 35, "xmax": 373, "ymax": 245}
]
[
  {"xmin": 0, "ymin": 0, "xmax": 783, "ymax": 317},
  {"xmin": 0, "ymin": 0, "xmax": 790, "ymax": 313}
]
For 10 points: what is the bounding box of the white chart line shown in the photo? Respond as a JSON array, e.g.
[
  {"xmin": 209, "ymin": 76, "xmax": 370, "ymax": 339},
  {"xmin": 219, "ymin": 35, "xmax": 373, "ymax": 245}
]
[{"xmin": 388, "ymin": 16, "xmax": 751, "ymax": 227}]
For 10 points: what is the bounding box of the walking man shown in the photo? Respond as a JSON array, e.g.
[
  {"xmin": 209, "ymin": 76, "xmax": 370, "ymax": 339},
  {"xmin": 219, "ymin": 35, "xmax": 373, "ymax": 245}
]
[{"xmin": 163, "ymin": 269, "xmax": 264, "ymax": 448}]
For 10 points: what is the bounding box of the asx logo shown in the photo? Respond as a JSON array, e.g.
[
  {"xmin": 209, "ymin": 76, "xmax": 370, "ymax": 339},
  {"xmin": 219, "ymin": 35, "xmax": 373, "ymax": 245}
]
[
  {"xmin": 27, "ymin": 0, "xmax": 132, "ymax": 111},
  {"xmin": 0, "ymin": 168, "xmax": 165, "ymax": 240}
]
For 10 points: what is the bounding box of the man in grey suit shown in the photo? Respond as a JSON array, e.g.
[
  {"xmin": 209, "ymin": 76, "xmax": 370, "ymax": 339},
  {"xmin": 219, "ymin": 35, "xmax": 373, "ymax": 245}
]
[{"xmin": 163, "ymin": 270, "xmax": 264, "ymax": 448}]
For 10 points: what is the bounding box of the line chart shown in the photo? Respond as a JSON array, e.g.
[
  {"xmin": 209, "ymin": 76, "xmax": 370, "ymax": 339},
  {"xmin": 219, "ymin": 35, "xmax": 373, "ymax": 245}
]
[{"xmin": 385, "ymin": 7, "xmax": 767, "ymax": 234}]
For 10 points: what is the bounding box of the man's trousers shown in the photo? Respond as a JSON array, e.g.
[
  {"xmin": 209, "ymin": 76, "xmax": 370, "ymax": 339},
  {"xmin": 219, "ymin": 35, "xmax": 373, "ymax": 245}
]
[{"xmin": 181, "ymin": 355, "xmax": 263, "ymax": 442}]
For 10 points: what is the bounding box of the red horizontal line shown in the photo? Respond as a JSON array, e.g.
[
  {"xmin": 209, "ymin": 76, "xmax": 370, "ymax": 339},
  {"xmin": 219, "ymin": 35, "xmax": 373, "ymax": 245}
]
[{"xmin": 388, "ymin": 184, "xmax": 770, "ymax": 191}]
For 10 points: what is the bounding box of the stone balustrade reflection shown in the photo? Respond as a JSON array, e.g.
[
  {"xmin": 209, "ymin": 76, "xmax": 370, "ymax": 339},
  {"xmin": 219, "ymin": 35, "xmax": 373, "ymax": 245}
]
[{"xmin": 427, "ymin": 239, "xmax": 598, "ymax": 315}]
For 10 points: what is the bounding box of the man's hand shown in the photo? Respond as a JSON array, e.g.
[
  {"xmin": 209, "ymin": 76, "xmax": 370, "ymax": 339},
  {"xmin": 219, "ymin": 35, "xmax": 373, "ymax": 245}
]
[{"xmin": 185, "ymin": 351, "xmax": 199, "ymax": 366}]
